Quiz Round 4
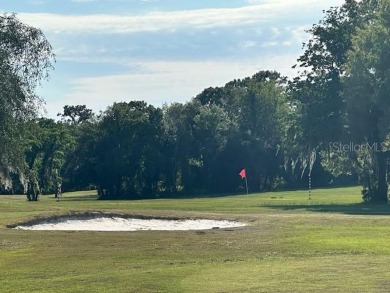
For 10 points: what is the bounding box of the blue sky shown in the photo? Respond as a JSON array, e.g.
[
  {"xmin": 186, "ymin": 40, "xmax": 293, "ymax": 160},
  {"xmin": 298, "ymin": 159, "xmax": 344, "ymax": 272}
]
[{"xmin": 1, "ymin": 0, "xmax": 345, "ymax": 118}]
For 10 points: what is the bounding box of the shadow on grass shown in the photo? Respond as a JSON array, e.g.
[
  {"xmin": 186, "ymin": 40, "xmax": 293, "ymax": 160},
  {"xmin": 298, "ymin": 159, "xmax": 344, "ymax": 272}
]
[
  {"xmin": 97, "ymin": 192, "xmax": 246, "ymax": 201},
  {"xmin": 268, "ymin": 203, "xmax": 390, "ymax": 216},
  {"xmin": 58, "ymin": 194, "xmax": 99, "ymax": 201}
]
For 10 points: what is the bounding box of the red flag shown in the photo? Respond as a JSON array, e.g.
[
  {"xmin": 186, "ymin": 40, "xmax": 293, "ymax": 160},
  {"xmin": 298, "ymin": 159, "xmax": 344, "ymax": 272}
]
[{"xmin": 239, "ymin": 169, "xmax": 246, "ymax": 179}]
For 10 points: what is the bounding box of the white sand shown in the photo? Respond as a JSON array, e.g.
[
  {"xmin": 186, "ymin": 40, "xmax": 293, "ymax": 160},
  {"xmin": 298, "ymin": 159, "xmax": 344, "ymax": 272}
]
[{"xmin": 15, "ymin": 217, "xmax": 246, "ymax": 231}]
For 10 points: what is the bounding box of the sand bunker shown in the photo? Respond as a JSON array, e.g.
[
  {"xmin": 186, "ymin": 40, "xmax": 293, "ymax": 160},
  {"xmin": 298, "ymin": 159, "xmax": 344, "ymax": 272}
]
[{"xmin": 15, "ymin": 216, "xmax": 246, "ymax": 231}]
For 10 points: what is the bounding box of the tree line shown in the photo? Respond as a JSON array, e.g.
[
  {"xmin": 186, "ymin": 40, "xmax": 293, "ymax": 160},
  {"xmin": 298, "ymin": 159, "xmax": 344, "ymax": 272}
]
[{"xmin": 2, "ymin": 0, "xmax": 390, "ymax": 203}]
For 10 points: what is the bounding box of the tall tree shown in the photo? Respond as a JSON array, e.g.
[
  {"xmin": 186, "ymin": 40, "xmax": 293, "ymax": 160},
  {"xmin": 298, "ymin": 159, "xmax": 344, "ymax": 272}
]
[
  {"xmin": 192, "ymin": 103, "xmax": 237, "ymax": 192},
  {"xmin": 290, "ymin": 0, "xmax": 381, "ymax": 199},
  {"xmin": 196, "ymin": 71, "xmax": 289, "ymax": 192},
  {"xmin": 162, "ymin": 102, "xmax": 198, "ymax": 194},
  {"xmin": 23, "ymin": 119, "xmax": 74, "ymax": 199},
  {"xmin": 290, "ymin": 0, "xmax": 371, "ymax": 148},
  {"xmin": 94, "ymin": 101, "xmax": 164, "ymax": 198},
  {"xmin": 234, "ymin": 76, "xmax": 288, "ymax": 191},
  {"xmin": 343, "ymin": 0, "xmax": 390, "ymax": 202},
  {"xmin": 61, "ymin": 118, "xmax": 100, "ymax": 192},
  {"xmin": 0, "ymin": 13, "xmax": 55, "ymax": 190},
  {"xmin": 58, "ymin": 105, "xmax": 93, "ymax": 125}
]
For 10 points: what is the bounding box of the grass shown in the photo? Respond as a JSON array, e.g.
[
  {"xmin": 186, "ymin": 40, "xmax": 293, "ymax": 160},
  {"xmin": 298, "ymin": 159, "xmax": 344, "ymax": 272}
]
[{"xmin": 1, "ymin": 186, "xmax": 390, "ymax": 292}]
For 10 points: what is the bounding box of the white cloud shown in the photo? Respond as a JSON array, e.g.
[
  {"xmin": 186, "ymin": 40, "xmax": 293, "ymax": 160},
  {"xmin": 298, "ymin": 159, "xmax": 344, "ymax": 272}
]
[
  {"xmin": 29, "ymin": 0, "xmax": 46, "ymax": 5},
  {"xmin": 43, "ymin": 56, "xmax": 298, "ymax": 117},
  {"xmin": 261, "ymin": 41, "xmax": 278, "ymax": 47},
  {"xmin": 71, "ymin": 0, "xmax": 97, "ymax": 2},
  {"xmin": 240, "ymin": 41, "xmax": 257, "ymax": 49},
  {"xmin": 247, "ymin": 0, "xmax": 341, "ymax": 6},
  {"xmin": 18, "ymin": 0, "xmax": 345, "ymax": 34},
  {"xmin": 31, "ymin": 0, "xmax": 346, "ymax": 117},
  {"xmin": 18, "ymin": 9, "xmax": 265, "ymax": 34}
]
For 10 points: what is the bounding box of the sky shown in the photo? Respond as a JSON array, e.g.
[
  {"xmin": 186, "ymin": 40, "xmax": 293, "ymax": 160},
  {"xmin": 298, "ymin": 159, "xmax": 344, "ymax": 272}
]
[{"xmin": 1, "ymin": 0, "xmax": 346, "ymax": 118}]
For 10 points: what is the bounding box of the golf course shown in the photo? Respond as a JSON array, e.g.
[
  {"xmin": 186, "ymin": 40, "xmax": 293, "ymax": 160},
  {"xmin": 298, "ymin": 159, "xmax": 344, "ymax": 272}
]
[
  {"xmin": 4, "ymin": 1, "xmax": 390, "ymax": 292},
  {"xmin": 2, "ymin": 186, "xmax": 390, "ymax": 292}
]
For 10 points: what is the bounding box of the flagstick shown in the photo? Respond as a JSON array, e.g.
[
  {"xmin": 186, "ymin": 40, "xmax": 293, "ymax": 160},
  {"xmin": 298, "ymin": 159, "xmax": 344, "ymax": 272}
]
[
  {"xmin": 245, "ymin": 176, "xmax": 249, "ymax": 195},
  {"xmin": 308, "ymin": 174, "xmax": 312, "ymax": 201}
]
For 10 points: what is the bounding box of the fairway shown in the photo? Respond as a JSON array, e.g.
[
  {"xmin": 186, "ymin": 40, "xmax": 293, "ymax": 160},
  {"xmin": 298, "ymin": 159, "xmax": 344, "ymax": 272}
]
[{"xmin": 2, "ymin": 186, "xmax": 390, "ymax": 292}]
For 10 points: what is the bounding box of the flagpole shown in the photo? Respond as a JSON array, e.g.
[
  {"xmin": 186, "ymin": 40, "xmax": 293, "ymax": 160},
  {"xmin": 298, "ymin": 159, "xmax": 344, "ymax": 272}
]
[{"xmin": 239, "ymin": 168, "xmax": 248, "ymax": 195}]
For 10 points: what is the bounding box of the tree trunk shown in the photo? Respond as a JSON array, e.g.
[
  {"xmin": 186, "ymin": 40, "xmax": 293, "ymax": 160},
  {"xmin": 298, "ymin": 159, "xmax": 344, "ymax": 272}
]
[{"xmin": 374, "ymin": 151, "xmax": 388, "ymax": 203}]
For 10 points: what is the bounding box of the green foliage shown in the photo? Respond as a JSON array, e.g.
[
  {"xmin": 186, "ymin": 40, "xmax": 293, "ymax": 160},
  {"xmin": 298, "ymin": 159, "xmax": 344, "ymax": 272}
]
[
  {"xmin": 342, "ymin": 0, "xmax": 390, "ymax": 202},
  {"xmin": 289, "ymin": 0, "xmax": 374, "ymax": 149},
  {"xmin": 162, "ymin": 102, "xmax": 197, "ymax": 193},
  {"xmin": 0, "ymin": 13, "xmax": 54, "ymax": 193},
  {"xmin": 58, "ymin": 105, "xmax": 93, "ymax": 125},
  {"xmin": 192, "ymin": 71, "xmax": 291, "ymax": 192},
  {"xmin": 192, "ymin": 103, "xmax": 237, "ymax": 192},
  {"xmin": 60, "ymin": 71, "xmax": 295, "ymax": 198},
  {"xmin": 290, "ymin": 0, "xmax": 390, "ymax": 203},
  {"xmin": 61, "ymin": 119, "xmax": 100, "ymax": 191},
  {"xmin": 67, "ymin": 101, "xmax": 165, "ymax": 198},
  {"xmin": 23, "ymin": 118, "xmax": 75, "ymax": 196}
]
